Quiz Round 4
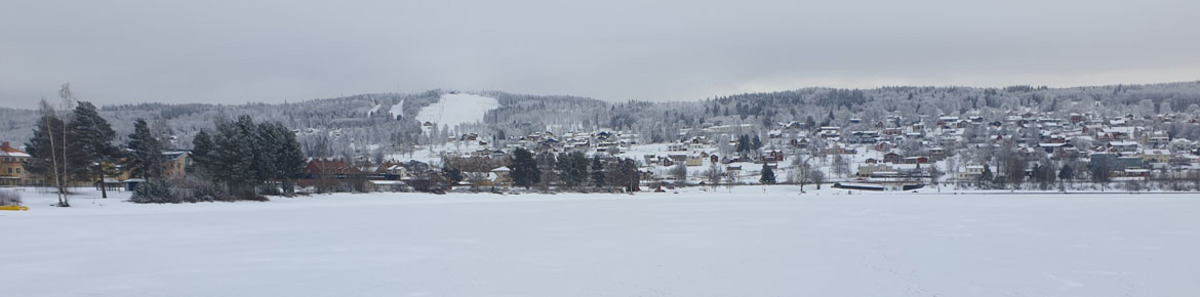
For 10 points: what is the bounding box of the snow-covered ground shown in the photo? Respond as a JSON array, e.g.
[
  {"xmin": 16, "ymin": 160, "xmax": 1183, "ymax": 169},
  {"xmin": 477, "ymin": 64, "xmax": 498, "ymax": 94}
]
[
  {"xmin": 389, "ymin": 99, "xmax": 405, "ymax": 119},
  {"xmin": 4, "ymin": 187, "xmax": 1200, "ymax": 296},
  {"xmin": 415, "ymin": 93, "xmax": 499, "ymax": 129}
]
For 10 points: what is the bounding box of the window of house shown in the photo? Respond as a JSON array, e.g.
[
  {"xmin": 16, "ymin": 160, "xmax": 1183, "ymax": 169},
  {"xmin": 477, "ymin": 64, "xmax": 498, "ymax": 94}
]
[
  {"xmin": 16, "ymin": 168, "xmax": 21, "ymax": 173},
  {"xmin": 6, "ymin": 168, "xmax": 11, "ymax": 174}
]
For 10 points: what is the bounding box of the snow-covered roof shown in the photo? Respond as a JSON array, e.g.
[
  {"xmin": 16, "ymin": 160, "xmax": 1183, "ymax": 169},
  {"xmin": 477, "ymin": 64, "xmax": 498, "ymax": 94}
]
[
  {"xmin": 1142, "ymin": 149, "xmax": 1170, "ymax": 155},
  {"xmin": 0, "ymin": 150, "xmax": 30, "ymax": 158},
  {"xmin": 0, "ymin": 142, "xmax": 31, "ymax": 158}
]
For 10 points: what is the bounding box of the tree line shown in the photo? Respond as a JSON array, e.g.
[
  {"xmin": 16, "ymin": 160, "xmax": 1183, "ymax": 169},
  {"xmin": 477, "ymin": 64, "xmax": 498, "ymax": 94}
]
[
  {"xmin": 23, "ymin": 85, "xmax": 305, "ymax": 205},
  {"xmin": 445, "ymin": 147, "xmax": 643, "ymax": 192}
]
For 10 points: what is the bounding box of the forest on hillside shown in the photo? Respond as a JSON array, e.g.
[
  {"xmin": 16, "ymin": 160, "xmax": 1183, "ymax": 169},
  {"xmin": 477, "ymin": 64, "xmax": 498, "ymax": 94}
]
[{"xmin": 4, "ymin": 81, "xmax": 1200, "ymax": 160}]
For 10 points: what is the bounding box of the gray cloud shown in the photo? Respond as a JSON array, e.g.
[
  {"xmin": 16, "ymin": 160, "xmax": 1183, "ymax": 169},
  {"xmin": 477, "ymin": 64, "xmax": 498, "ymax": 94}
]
[{"xmin": 2, "ymin": 0, "xmax": 1198, "ymax": 109}]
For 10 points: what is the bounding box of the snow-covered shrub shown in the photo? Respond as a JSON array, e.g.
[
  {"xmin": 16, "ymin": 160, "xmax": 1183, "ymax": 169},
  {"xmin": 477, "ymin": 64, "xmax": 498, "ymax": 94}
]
[
  {"xmin": 0, "ymin": 190, "xmax": 20, "ymax": 206},
  {"xmin": 257, "ymin": 184, "xmax": 283, "ymax": 196},
  {"xmin": 130, "ymin": 179, "xmax": 176, "ymax": 203},
  {"xmin": 168, "ymin": 176, "xmax": 225, "ymax": 202},
  {"xmin": 1123, "ymin": 181, "xmax": 1143, "ymax": 192}
]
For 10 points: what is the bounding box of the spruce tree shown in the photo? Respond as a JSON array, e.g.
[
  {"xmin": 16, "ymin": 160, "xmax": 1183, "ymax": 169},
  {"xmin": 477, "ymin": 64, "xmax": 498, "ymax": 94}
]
[
  {"xmin": 127, "ymin": 118, "xmax": 164, "ymax": 179},
  {"xmin": 759, "ymin": 163, "xmax": 776, "ymax": 184},
  {"xmin": 509, "ymin": 147, "xmax": 540, "ymax": 189},
  {"xmin": 252, "ymin": 121, "xmax": 280, "ymax": 186},
  {"xmin": 590, "ymin": 156, "xmax": 606, "ymax": 188},
  {"xmin": 556, "ymin": 151, "xmax": 588, "ymax": 189},
  {"xmin": 605, "ymin": 158, "xmax": 640, "ymax": 192},
  {"xmin": 1058, "ymin": 164, "xmax": 1073, "ymax": 181},
  {"xmin": 273, "ymin": 124, "xmax": 307, "ymax": 196},
  {"xmin": 214, "ymin": 118, "xmax": 257, "ymax": 199},
  {"xmin": 191, "ymin": 130, "xmax": 214, "ymax": 175},
  {"xmin": 67, "ymin": 102, "xmax": 117, "ymax": 198}
]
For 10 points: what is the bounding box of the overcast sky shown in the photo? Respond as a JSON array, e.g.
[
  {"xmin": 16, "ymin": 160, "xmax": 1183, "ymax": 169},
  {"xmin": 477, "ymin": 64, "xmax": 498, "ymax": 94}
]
[{"xmin": 2, "ymin": 0, "xmax": 1198, "ymax": 109}]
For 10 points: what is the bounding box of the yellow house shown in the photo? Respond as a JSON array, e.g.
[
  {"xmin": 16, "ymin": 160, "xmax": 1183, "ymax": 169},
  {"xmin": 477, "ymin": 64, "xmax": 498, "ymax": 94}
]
[
  {"xmin": 1141, "ymin": 149, "xmax": 1171, "ymax": 164},
  {"xmin": 162, "ymin": 151, "xmax": 191, "ymax": 179},
  {"xmin": 0, "ymin": 142, "xmax": 37, "ymax": 186},
  {"xmin": 490, "ymin": 166, "xmax": 512, "ymax": 187}
]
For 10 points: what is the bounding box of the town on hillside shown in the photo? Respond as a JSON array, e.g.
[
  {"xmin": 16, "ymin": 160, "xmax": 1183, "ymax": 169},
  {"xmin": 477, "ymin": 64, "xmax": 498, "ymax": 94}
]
[{"xmin": 4, "ymin": 108, "xmax": 1197, "ymax": 198}]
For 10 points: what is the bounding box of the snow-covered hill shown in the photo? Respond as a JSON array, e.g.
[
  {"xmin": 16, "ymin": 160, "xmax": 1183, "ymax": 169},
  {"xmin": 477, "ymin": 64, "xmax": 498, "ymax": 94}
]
[
  {"xmin": 388, "ymin": 99, "xmax": 405, "ymax": 119},
  {"xmin": 414, "ymin": 93, "xmax": 499, "ymax": 130}
]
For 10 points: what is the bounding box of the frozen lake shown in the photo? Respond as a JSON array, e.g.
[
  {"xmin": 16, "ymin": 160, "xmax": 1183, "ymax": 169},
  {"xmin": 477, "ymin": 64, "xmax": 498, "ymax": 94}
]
[{"xmin": 3, "ymin": 187, "xmax": 1199, "ymax": 296}]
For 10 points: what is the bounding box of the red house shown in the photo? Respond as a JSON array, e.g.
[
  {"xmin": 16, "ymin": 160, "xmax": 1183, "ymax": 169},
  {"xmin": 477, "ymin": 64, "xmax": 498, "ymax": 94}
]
[{"xmin": 883, "ymin": 152, "xmax": 903, "ymax": 164}]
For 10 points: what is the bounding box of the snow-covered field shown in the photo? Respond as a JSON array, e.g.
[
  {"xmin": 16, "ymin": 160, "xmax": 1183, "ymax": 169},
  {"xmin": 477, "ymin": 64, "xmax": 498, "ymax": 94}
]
[
  {"xmin": 3, "ymin": 187, "xmax": 1200, "ymax": 296},
  {"xmin": 415, "ymin": 93, "xmax": 499, "ymax": 129}
]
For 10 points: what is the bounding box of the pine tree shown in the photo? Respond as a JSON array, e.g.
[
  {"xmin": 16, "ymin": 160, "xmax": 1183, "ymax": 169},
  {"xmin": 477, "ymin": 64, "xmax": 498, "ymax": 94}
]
[
  {"xmin": 191, "ymin": 130, "xmax": 214, "ymax": 175},
  {"xmin": 1058, "ymin": 164, "xmax": 1073, "ymax": 190},
  {"xmin": 509, "ymin": 147, "xmax": 540, "ymax": 189},
  {"xmin": 213, "ymin": 118, "xmax": 257, "ymax": 199},
  {"xmin": 557, "ymin": 151, "xmax": 588, "ymax": 189},
  {"xmin": 590, "ymin": 156, "xmax": 606, "ymax": 188},
  {"xmin": 606, "ymin": 158, "xmax": 641, "ymax": 192},
  {"xmin": 252, "ymin": 121, "xmax": 280, "ymax": 186},
  {"xmin": 127, "ymin": 118, "xmax": 164, "ymax": 180},
  {"xmin": 67, "ymin": 101, "xmax": 117, "ymax": 198},
  {"xmin": 759, "ymin": 163, "xmax": 776, "ymax": 184},
  {"xmin": 273, "ymin": 123, "xmax": 307, "ymax": 196},
  {"xmin": 535, "ymin": 151, "xmax": 557, "ymax": 189},
  {"xmin": 443, "ymin": 167, "xmax": 463, "ymax": 186}
]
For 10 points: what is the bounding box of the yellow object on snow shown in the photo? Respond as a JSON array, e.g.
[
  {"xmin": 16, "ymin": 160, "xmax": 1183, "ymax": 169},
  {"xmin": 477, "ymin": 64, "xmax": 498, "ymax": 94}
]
[{"xmin": 0, "ymin": 205, "xmax": 29, "ymax": 211}]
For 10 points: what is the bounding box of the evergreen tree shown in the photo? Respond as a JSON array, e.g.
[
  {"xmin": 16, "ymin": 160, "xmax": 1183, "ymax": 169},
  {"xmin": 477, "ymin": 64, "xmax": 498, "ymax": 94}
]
[
  {"xmin": 253, "ymin": 121, "xmax": 280, "ymax": 185},
  {"xmin": 273, "ymin": 124, "xmax": 307, "ymax": 196},
  {"xmin": 509, "ymin": 147, "xmax": 540, "ymax": 189},
  {"xmin": 213, "ymin": 118, "xmax": 257, "ymax": 199},
  {"xmin": 535, "ymin": 151, "xmax": 558, "ymax": 189},
  {"xmin": 1058, "ymin": 164, "xmax": 1073, "ymax": 181},
  {"xmin": 606, "ymin": 158, "xmax": 641, "ymax": 192},
  {"xmin": 557, "ymin": 151, "xmax": 588, "ymax": 189},
  {"xmin": 443, "ymin": 167, "xmax": 463, "ymax": 186},
  {"xmin": 590, "ymin": 156, "xmax": 606, "ymax": 188},
  {"xmin": 1058, "ymin": 164, "xmax": 1073, "ymax": 190},
  {"xmin": 759, "ymin": 163, "xmax": 776, "ymax": 184},
  {"xmin": 25, "ymin": 111, "xmax": 74, "ymax": 206},
  {"xmin": 978, "ymin": 164, "xmax": 994, "ymax": 189},
  {"xmin": 190, "ymin": 130, "xmax": 214, "ymax": 175},
  {"xmin": 127, "ymin": 118, "xmax": 164, "ymax": 179},
  {"xmin": 1090, "ymin": 158, "xmax": 1112, "ymax": 190},
  {"xmin": 129, "ymin": 179, "xmax": 174, "ymax": 203},
  {"xmin": 67, "ymin": 102, "xmax": 118, "ymax": 198}
]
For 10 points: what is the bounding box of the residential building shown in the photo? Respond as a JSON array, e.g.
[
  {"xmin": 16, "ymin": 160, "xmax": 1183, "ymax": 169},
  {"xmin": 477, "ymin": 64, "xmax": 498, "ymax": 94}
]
[{"xmin": 0, "ymin": 142, "xmax": 36, "ymax": 186}]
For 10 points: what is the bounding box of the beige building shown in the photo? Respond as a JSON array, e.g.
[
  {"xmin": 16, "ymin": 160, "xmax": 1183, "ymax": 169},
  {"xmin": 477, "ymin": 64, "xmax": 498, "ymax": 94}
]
[{"xmin": 0, "ymin": 142, "xmax": 37, "ymax": 186}]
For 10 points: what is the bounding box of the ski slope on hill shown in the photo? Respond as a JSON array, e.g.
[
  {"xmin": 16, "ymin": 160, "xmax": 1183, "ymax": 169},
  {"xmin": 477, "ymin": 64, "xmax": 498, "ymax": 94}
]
[
  {"xmin": 414, "ymin": 93, "xmax": 498, "ymax": 129},
  {"xmin": 3, "ymin": 188, "xmax": 1200, "ymax": 296},
  {"xmin": 389, "ymin": 99, "xmax": 405, "ymax": 119}
]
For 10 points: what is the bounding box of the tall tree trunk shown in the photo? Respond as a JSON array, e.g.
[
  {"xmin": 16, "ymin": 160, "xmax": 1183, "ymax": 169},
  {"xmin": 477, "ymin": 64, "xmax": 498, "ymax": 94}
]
[
  {"xmin": 46, "ymin": 117, "xmax": 67, "ymax": 207},
  {"xmin": 284, "ymin": 179, "xmax": 295, "ymax": 197},
  {"xmin": 99, "ymin": 176, "xmax": 108, "ymax": 199},
  {"xmin": 59, "ymin": 109, "xmax": 70, "ymax": 207}
]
